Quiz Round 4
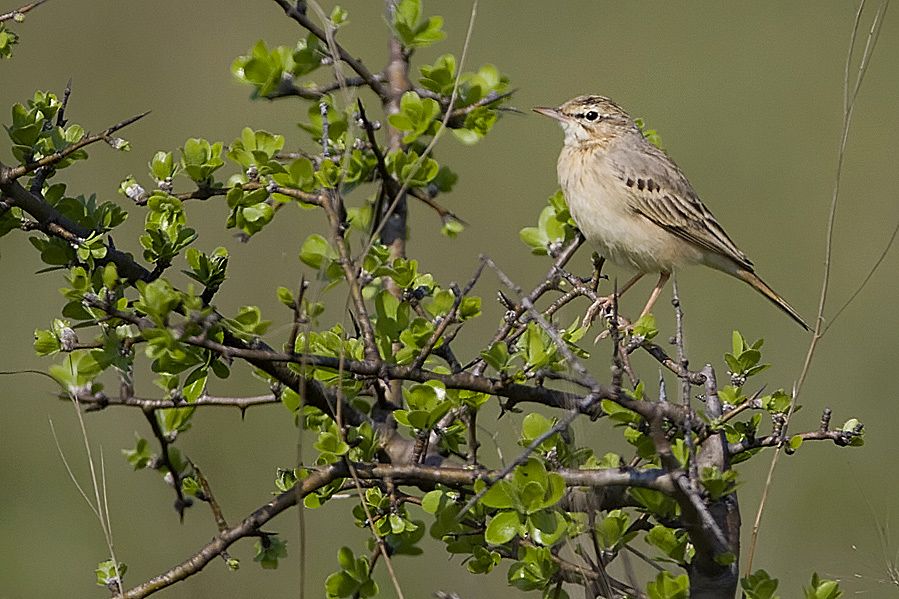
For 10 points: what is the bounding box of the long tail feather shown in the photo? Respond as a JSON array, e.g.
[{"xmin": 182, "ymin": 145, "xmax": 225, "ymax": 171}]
[{"xmin": 735, "ymin": 268, "xmax": 810, "ymax": 331}]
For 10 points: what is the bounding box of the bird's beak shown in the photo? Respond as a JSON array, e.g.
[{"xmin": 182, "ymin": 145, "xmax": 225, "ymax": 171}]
[{"xmin": 533, "ymin": 106, "xmax": 565, "ymax": 122}]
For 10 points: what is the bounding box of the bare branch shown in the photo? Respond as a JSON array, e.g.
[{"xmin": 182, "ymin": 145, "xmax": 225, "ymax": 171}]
[
  {"xmin": 729, "ymin": 426, "xmax": 863, "ymax": 455},
  {"xmin": 266, "ymin": 74, "xmax": 385, "ymax": 100},
  {"xmin": 121, "ymin": 463, "xmax": 349, "ymax": 599},
  {"xmin": 1, "ymin": 111, "xmax": 150, "ymax": 182},
  {"xmin": 0, "ymin": 0, "xmax": 48, "ymax": 23},
  {"xmin": 1, "ymin": 175, "xmax": 154, "ymax": 283},
  {"xmin": 321, "ymin": 189, "xmax": 381, "ymax": 363},
  {"xmin": 72, "ymin": 390, "xmax": 280, "ymax": 412},
  {"xmin": 471, "ymin": 234, "xmax": 585, "ymax": 376}
]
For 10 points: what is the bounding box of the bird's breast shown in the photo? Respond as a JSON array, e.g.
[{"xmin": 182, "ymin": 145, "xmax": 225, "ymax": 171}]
[{"xmin": 557, "ymin": 145, "xmax": 702, "ymax": 273}]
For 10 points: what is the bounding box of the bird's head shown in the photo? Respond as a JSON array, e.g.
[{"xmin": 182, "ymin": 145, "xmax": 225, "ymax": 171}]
[{"xmin": 534, "ymin": 95, "xmax": 635, "ymax": 146}]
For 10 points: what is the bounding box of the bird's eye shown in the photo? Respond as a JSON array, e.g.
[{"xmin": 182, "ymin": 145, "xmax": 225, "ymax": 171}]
[{"xmin": 584, "ymin": 111, "xmax": 599, "ymax": 121}]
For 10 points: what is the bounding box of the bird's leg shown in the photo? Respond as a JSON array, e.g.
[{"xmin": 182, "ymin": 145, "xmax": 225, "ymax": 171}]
[
  {"xmin": 637, "ymin": 271, "xmax": 671, "ymax": 320},
  {"xmin": 590, "ymin": 272, "xmax": 669, "ymax": 344},
  {"xmin": 582, "ymin": 272, "xmax": 644, "ymax": 328}
]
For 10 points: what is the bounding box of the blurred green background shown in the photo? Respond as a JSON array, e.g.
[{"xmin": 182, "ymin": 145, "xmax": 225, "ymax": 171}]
[{"xmin": 1, "ymin": 1, "xmax": 897, "ymax": 597}]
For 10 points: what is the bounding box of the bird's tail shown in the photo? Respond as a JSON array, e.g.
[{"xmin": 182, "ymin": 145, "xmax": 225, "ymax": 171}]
[{"xmin": 735, "ymin": 268, "xmax": 811, "ymax": 331}]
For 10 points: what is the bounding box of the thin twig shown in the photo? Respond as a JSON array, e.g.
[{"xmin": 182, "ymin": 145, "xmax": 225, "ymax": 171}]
[
  {"xmin": 266, "ymin": 74, "xmax": 385, "ymax": 100},
  {"xmin": 121, "ymin": 464, "xmax": 349, "ymax": 598},
  {"xmin": 470, "ymin": 235, "xmax": 584, "ymax": 375},
  {"xmin": 457, "ymin": 257, "xmax": 606, "ymax": 517},
  {"xmin": 671, "ymin": 278, "xmax": 697, "ymax": 485},
  {"xmin": 825, "ymin": 216, "xmax": 899, "ymax": 332},
  {"xmin": 142, "ymin": 408, "xmax": 190, "ymax": 519},
  {"xmin": 272, "ymin": 0, "xmax": 387, "ymax": 100},
  {"xmin": 411, "ymin": 283, "xmax": 461, "ymax": 369},
  {"xmin": 190, "ymin": 461, "xmax": 229, "ymax": 533},
  {"xmin": 1, "ymin": 111, "xmax": 150, "ymax": 182},
  {"xmin": 73, "ymin": 391, "xmax": 280, "ymax": 411},
  {"xmin": 321, "ymin": 189, "xmax": 381, "ymax": 363},
  {"xmin": 50, "ymin": 403, "xmax": 125, "ymax": 596},
  {"xmin": 0, "ymin": 0, "xmax": 48, "ymax": 23}
]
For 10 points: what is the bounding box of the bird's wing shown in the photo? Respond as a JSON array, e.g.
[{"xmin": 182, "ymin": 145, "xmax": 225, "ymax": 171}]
[{"xmin": 609, "ymin": 138, "xmax": 753, "ymax": 269}]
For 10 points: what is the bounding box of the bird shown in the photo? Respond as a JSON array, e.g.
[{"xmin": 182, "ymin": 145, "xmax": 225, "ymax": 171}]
[{"xmin": 534, "ymin": 95, "xmax": 810, "ymax": 331}]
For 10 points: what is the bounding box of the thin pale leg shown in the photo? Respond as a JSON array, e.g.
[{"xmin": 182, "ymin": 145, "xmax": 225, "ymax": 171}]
[
  {"xmin": 637, "ymin": 271, "xmax": 671, "ymax": 320},
  {"xmin": 591, "ymin": 271, "xmax": 671, "ymax": 344},
  {"xmin": 582, "ymin": 272, "xmax": 645, "ymax": 328}
]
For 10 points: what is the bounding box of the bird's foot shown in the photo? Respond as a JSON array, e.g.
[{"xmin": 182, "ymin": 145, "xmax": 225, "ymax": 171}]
[
  {"xmin": 581, "ymin": 295, "xmax": 615, "ymax": 329},
  {"xmin": 592, "ymin": 314, "xmax": 632, "ymax": 344},
  {"xmin": 582, "ymin": 296, "xmax": 632, "ymax": 343}
]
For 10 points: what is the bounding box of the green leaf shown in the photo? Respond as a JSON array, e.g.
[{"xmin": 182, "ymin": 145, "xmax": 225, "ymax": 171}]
[
  {"xmin": 761, "ymin": 389, "xmax": 792, "ymax": 414},
  {"xmin": 646, "ymin": 571, "xmax": 689, "ymax": 599},
  {"xmin": 394, "ymin": 0, "xmax": 420, "ymax": 28},
  {"xmin": 629, "ymin": 487, "xmax": 678, "ymax": 519},
  {"xmin": 527, "ymin": 509, "xmax": 567, "ymax": 546},
  {"xmin": 484, "ymin": 510, "xmax": 521, "ymax": 545},
  {"xmin": 180, "ymin": 138, "xmax": 224, "ymax": 183},
  {"xmin": 632, "ymin": 313, "xmax": 658, "ymax": 340},
  {"xmin": 227, "ymin": 127, "xmax": 285, "ymax": 172},
  {"xmin": 595, "ymin": 509, "xmax": 635, "ymax": 550},
  {"xmin": 272, "ymin": 157, "xmax": 315, "ymax": 196},
  {"xmin": 276, "ymin": 286, "xmax": 295, "ymax": 308},
  {"xmin": 645, "ymin": 524, "xmax": 691, "ymax": 564},
  {"xmin": 232, "ymin": 40, "xmax": 306, "ymax": 97},
  {"xmin": 480, "ymin": 341, "xmax": 510, "ymax": 372},
  {"xmin": 254, "ymin": 536, "xmax": 287, "ymax": 570},
  {"xmin": 600, "ymin": 399, "xmax": 642, "ymax": 425},
  {"xmin": 393, "ymin": 0, "xmax": 445, "ymax": 48},
  {"xmin": 228, "ymin": 305, "xmax": 272, "ymax": 336},
  {"xmin": 841, "ymin": 418, "xmax": 860, "ymax": 432},
  {"xmin": 521, "ymin": 412, "xmax": 553, "ymax": 442},
  {"xmin": 95, "ymin": 559, "xmax": 127, "ymax": 587},
  {"xmin": 329, "ymin": 5, "xmax": 348, "ymax": 26},
  {"xmin": 466, "ymin": 545, "xmax": 501, "ymax": 575},
  {"xmin": 387, "ymin": 91, "xmax": 441, "ymax": 143},
  {"xmin": 314, "ymin": 159, "xmax": 341, "ymax": 188},
  {"xmin": 458, "ymin": 296, "xmax": 481, "ymax": 320},
  {"xmin": 508, "ymin": 545, "xmax": 558, "ymax": 591},
  {"xmin": 742, "ymin": 569, "xmax": 780, "ymax": 599},
  {"xmin": 420, "ymin": 489, "xmax": 444, "ymax": 514},
  {"xmin": 49, "ymin": 351, "xmax": 103, "ymax": 388},
  {"xmin": 299, "ymin": 234, "xmax": 338, "ymax": 270},
  {"xmin": 34, "ymin": 327, "xmax": 61, "ymax": 356},
  {"xmin": 420, "ymin": 54, "xmax": 457, "ymax": 94},
  {"xmin": 587, "ymin": 452, "xmax": 623, "ymax": 469},
  {"xmin": 182, "ymin": 247, "xmax": 228, "ymax": 291},
  {"xmin": 804, "ymin": 573, "xmax": 842, "ymax": 599},
  {"xmin": 326, "ymin": 548, "xmax": 378, "ymax": 598},
  {"xmin": 635, "ymin": 117, "xmax": 665, "ymax": 150},
  {"xmin": 386, "ymin": 149, "xmax": 439, "ymax": 187},
  {"xmin": 441, "ymin": 218, "xmax": 464, "ymax": 237},
  {"xmin": 150, "ymin": 151, "xmax": 178, "ymax": 181},
  {"xmin": 520, "ymin": 197, "xmax": 576, "ymax": 255},
  {"xmin": 699, "ymin": 466, "xmax": 739, "ymax": 500},
  {"xmin": 122, "ymin": 436, "xmax": 152, "ymax": 470},
  {"xmin": 671, "ymin": 438, "xmax": 690, "ymax": 468},
  {"xmin": 0, "ymin": 25, "xmax": 19, "ymax": 59},
  {"xmin": 275, "ymin": 468, "xmax": 299, "ymax": 492},
  {"xmin": 181, "ymin": 476, "xmax": 201, "ymax": 497},
  {"xmin": 480, "ymin": 480, "xmax": 516, "ymax": 510}
]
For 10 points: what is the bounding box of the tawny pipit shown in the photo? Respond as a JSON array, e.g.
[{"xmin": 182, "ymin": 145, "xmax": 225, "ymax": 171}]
[{"xmin": 535, "ymin": 95, "xmax": 810, "ymax": 331}]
